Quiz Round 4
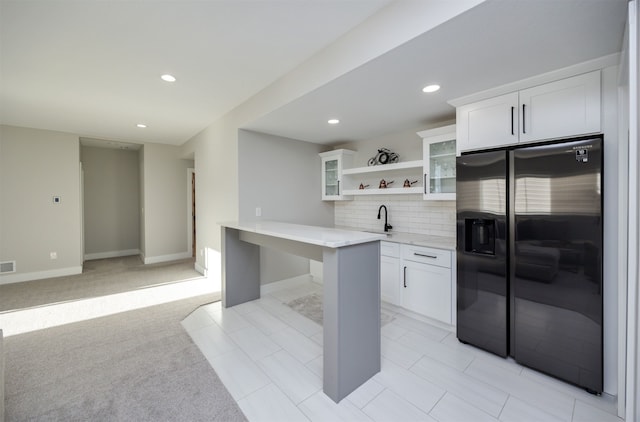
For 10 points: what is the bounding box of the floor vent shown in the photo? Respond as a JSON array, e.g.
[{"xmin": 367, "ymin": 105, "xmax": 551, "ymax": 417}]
[{"xmin": 0, "ymin": 261, "xmax": 16, "ymax": 274}]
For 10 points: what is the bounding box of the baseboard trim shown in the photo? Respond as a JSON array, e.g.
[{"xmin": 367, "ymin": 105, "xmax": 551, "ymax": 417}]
[
  {"xmin": 143, "ymin": 252, "xmax": 191, "ymax": 265},
  {"xmin": 0, "ymin": 266, "xmax": 83, "ymax": 285},
  {"xmin": 84, "ymin": 249, "xmax": 141, "ymax": 261},
  {"xmin": 194, "ymin": 262, "xmax": 207, "ymax": 276}
]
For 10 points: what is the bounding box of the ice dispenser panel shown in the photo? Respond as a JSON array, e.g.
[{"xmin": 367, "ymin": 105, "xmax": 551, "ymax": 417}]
[{"xmin": 465, "ymin": 218, "xmax": 496, "ymax": 255}]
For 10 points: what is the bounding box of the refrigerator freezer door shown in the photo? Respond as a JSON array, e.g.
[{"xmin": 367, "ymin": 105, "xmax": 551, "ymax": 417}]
[
  {"xmin": 456, "ymin": 151, "xmax": 508, "ymax": 357},
  {"xmin": 512, "ymin": 138, "xmax": 603, "ymax": 393}
]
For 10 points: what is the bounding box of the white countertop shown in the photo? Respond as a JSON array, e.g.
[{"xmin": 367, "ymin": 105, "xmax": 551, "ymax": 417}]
[
  {"xmin": 220, "ymin": 221, "xmax": 387, "ymax": 248},
  {"xmin": 335, "ymin": 226, "xmax": 456, "ymax": 250}
]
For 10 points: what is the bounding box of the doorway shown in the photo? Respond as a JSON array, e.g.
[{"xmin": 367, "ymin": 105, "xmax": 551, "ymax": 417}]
[{"xmin": 187, "ymin": 168, "xmax": 196, "ymax": 258}]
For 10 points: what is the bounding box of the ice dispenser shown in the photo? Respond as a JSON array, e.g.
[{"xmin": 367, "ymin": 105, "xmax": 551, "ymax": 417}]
[{"xmin": 464, "ymin": 218, "xmax": 496, "ymax": 255}]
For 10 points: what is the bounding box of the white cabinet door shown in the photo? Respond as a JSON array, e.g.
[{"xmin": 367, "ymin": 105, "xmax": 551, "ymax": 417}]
[
  {"xmin": 381, "ymin": 255, "xmax": 401, "ymax": 306},
  {"xmin": 519, "ymin": 71, "xmax": 601, "ymax": 143},
  {"xmin": 402, "ymin": 260, "xmax": 452, "ymax": 324},
  {"xmin": 456, "ymin": 92, "xmax": 519, "ymax": 153},
  {"xmin": 319, "ymin": 150, "xmax": 354, "ymax": 201},
  {"xmin": 419, "ymin": 124, "xmax": 457, "ymax": 200},
  {"xmin": 321, "ymin": 155, "xmax": 341, "ymax": 200}
]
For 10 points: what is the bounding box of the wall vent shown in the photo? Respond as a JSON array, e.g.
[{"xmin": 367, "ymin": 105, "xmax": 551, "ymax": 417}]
[{"xmin": 0, "ymin": 261, "xmax": 16, "ymax": 274}]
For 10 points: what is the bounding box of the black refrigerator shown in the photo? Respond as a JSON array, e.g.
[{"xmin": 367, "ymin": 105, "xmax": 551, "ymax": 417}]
[{"xmin": 456, "ymin": 136, "xmax": 603, "ymax": 393}]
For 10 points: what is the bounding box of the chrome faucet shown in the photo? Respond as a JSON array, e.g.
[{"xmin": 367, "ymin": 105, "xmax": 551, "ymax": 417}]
[{"xmin": 377, "ymin": 205, "xmax": 393, "ymax": 232}]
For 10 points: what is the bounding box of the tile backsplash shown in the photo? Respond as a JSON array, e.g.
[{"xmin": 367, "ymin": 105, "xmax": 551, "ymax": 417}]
[{"xmin": 334, "ymin": 194, "xmax": 456, "ymax": 238}]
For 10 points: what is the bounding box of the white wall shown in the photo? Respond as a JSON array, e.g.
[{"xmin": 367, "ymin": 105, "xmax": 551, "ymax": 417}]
[
  {"xmin": 81, "ymin": 146, "xmax": 140, "ymax": 259},
  {"xmin": 333, "ymin": 125, "xmax": 427, "ymax": 168},
  {"xmin": 601, "ymin": 65, "xmax": 621, "ymax": 396},
  {"xmin": 141, "ymin": 143, "xmax": 194, "ymax": 263},
  {"xmin": 238, "ymin": 130, "xmax": 333, "ymax": 224},
  {"xmin": 238, "ymin": 129, "xmax": 334, "ymax": 283},
  {"xmin": 0, "ymin": 125, "xmax": 82, "ymax": 283},
  {"xmin": 625, "ymin": 1, "xmax": 639, "ymax": 419}
]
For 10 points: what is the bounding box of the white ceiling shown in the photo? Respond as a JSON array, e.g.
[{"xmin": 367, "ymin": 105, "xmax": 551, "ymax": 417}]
[
  {"xmin": 0, "ymin": 0, "xmax": 629, "ymax": 147},
  {"xmin": 245, "ymin": 0, "xmax": 629, "ymax": 144},
  {"xmin": 0, "ymin": 0, "xmax": 390, "ymax": 145}
]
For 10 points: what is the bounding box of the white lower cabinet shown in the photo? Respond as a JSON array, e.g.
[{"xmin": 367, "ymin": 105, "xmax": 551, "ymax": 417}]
[
  {"xmin": 399, "ymin": 244, "xmax": 453, "ymax": 325},
  {"xmin": 380, "ymin": 241, "xmax": 453, "ymax": 325},
  {"xmin": 402, "ymin": 259, "xmax": 452, "ymax": 324},
  {"xmin": 380, "ymin": 241, "xmax": 401, "ymax": 306}
]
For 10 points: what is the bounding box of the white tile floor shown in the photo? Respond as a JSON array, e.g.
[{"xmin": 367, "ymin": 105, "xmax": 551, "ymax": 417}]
[{"xmin": 182, "ymin": 279, "xmax": 621, "ymax": 422}]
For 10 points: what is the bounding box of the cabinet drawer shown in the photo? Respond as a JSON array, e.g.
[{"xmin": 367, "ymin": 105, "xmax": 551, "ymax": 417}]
[
  {"xmin": 380, "ymin": 241, "xmax": 400, "ymax": 258},
  {"xmin": 401, "ymin": 245, "xmax": 451, "ymax": 268}
]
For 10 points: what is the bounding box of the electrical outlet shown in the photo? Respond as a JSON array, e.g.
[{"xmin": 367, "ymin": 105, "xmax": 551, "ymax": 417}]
[
  {"xmin": 50, "ymin": 252, "xmax": 57, "ymax": 260},
  {"xmin": 255, "ymin": 207, "xmax": 262, "ymax": 217}
]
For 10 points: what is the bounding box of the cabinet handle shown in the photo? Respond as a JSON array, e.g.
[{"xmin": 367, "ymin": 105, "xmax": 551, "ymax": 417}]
[
  {"xmin": 403, "ymin": 266, "xmax": 407, "ymax": 288},
  {"xmin": 414, "ymin": 252, "xmax": 437, "ymax": 259},
  {"xmin": 337, "ymin": 180, "xmax": 340, "ymax": 195},
  {"xmin": 511, "ymin": 106, "xmax": 515, "ymax": 135},
  {"xmin": 424, "ymin": 173, "xmax": 427, "ymax": 194},
  {"xmin": 522, "ymin": 104, "xmax": 526, "ymax": 134}
]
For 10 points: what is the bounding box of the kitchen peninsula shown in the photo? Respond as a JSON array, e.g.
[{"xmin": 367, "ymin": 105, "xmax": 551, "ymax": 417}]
[{"xmin": 220, "ymin": 221, "xmax": 386, "ymax": 402}]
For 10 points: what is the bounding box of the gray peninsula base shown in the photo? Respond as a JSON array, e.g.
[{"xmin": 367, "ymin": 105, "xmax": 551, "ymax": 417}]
[{"xmin": 221, "ymin": 226, "xmax": 381, "ymax": 402}]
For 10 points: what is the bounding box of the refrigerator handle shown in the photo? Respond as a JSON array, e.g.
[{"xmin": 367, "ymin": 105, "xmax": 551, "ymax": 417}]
[
  {"xmin": 522, "ymin": 104, "xmax": 526, "ymax": 134},
  {"xmin": 511, "ymin": 106, "xmax": 515, "ymax": 135}
]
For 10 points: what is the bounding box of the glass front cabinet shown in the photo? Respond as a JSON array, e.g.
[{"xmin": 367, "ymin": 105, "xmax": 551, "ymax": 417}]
[
  {"xmin": 418, "ymin": 124, "xmax": 456, "ymax": 200},
  {"xmin": 319, "ymin": 149, "xmax": 354, "ymax": 201}
]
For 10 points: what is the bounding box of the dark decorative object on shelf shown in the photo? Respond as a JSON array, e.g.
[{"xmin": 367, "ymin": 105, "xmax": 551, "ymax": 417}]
[
  {"xmin": 378, "ymin": 179, "xmax": 394, "ymax": 189},
  {"xmin": 368, "ymin": 148, "xmax": 399, "ymax": 166}
]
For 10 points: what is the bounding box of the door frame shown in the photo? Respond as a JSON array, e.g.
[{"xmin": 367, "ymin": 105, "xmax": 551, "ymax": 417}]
[{"xmin": 187, "ymin": 168, "xmax": 195, "ymax": 258}]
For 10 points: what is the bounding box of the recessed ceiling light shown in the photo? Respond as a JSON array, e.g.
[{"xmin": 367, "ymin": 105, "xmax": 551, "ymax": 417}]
[
  {"xmin": 161, "ymin": 74, "xmax": 176, "ymax": 82},
  {"xmin": 422, "ymin": 84, "xmax": 440, "ymax": 93},
  {"xmin": 328, "ymin": 119, "xmax": 340, "ymax": 125},
  {"xmin": 136, "ymin": 123, "xmax": 147, "ymax": 128}
]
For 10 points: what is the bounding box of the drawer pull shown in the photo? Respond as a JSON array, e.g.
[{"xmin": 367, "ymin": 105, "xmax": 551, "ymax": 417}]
[{"xmin": 414, "ymin": 252, "xmax": 437, "ymax": 259}]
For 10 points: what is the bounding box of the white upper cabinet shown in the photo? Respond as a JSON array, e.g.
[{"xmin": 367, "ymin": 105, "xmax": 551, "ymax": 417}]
[
  {"xmin": 457, "ymin": 92, "xmax": 519, "ymax": 152},
  {"xmin": 519, "ymin": 71, "xmax": 601, "ymax": 143},
  {"xmin": 418, "ymin": 124, "xmax": 457, "ymax": 200},
  {"xmin": 456, "ymin": 70, "xmax": 601, "ymax": 154},
  {"xmin": 319, "ymin": 149, "xmax": 354, "ymax": 201}
]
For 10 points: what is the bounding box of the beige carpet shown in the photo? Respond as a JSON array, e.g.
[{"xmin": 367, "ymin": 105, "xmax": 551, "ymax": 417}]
[
  {"xmin": 0, "ymin": 255, "xmax": 201, "ymax": 312},
  {"xmin": 1, "ymin": 257, "xmax": 247, "ymax": 421}
]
